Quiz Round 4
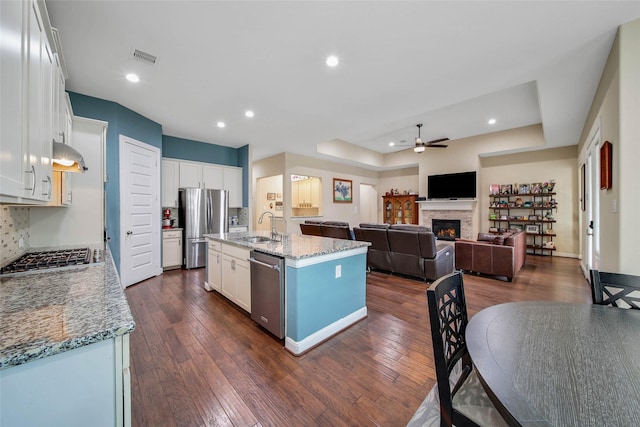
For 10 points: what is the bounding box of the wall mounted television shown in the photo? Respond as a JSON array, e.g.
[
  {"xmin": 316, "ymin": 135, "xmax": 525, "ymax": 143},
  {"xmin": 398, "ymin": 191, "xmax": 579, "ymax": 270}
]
[{"xmin": 427, "ymin": 171, "xmax": 477, "ymax": 199}]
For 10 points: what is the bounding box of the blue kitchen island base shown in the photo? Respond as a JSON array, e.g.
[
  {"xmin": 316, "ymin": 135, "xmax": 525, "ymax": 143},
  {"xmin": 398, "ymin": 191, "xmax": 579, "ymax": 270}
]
[
  {"xmin": 284, "ymin": 248, "xmax": 368, "ymax": 355},
  {"xmin": 205, "ymin": 232, "xmax": 371, "ymax": 355}
]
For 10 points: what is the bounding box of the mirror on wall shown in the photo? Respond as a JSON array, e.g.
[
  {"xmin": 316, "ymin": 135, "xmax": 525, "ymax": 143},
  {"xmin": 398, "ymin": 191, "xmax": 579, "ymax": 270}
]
[{"xmin": 291, "ymin": 175, "xmax": 321, "ymax": 217}]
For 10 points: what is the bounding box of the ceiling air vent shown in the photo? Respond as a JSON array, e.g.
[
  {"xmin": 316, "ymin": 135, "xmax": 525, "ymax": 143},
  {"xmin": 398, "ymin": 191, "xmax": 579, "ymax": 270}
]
[{"xmin": 131, "ymin": 48, "xmax": 157, "ymax": 66}]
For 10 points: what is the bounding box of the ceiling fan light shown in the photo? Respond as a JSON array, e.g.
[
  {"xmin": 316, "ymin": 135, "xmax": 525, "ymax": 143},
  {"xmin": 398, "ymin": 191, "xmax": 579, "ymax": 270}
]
[{"xmin": 414, "ymin": 145, "xmax": 425, "ymax": 153}]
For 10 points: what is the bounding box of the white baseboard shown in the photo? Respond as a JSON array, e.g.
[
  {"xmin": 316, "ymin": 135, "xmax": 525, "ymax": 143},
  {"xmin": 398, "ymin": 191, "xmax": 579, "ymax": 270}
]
[{"xmin": 285, "ymin": 307, "xmax": 367, "ymax": 355}]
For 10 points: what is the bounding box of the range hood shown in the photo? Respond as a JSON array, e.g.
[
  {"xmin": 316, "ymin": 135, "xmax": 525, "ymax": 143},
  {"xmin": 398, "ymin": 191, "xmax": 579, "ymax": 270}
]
[{"xmin": 52, "ymin": 141, "xmax": 88, "ymax": 173}]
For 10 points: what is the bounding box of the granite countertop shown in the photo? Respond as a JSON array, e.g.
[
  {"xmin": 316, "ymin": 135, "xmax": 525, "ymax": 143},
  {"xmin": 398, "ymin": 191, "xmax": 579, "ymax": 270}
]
[
  {"xmin": 0, "ymin": 247, "xmax": 135, "ymax": 369},
  {"xmin": 206, "ymin": 231, "xmax": 369, "ymax": 260},
  {"xmin": 163, "ymin": 227, "xmax": 183, "ymax": 231}
]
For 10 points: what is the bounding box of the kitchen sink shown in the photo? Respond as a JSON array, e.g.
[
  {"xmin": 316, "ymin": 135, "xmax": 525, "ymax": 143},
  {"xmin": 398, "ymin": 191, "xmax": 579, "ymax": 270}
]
[{"xmin": 239, "ymin": 235, "xmax": 274, "ymax": 243}]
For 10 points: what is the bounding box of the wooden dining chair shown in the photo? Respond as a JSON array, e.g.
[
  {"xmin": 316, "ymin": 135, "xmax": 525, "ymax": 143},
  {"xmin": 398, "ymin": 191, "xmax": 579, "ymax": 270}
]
[
  {"xmin": 590, "ymin": 270, "xmax": 640, "ymax": 309},
  {"xmin": 427, "ymin": 271, "xmax": 507, "ymax": 427}
]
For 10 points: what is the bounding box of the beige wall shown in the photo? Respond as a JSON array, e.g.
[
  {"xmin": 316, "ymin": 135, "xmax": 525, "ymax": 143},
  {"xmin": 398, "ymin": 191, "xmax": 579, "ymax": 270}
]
[
  {"xmin": 253, "ymin": 153, "xmax": 381, "ymax": 233},
  {"xmin": 481, "ymin": 146, "xmax": 579, "ymax": 257},
  {"xmin": 577, "ymin": 18, "xmax": 640, "ymax": 275}
]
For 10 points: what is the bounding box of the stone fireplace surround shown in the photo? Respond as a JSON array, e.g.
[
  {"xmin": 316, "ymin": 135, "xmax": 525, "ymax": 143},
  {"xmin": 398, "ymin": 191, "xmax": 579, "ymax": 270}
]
[{"xmin": 418, "ymin": 200, "xmax": 475, "ymax": 241}]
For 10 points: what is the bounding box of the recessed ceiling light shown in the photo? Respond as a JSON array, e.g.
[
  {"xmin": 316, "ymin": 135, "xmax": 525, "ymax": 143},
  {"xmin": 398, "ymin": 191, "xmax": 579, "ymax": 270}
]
[
  {"xmin": 245, "ymin": 110, "xmax": 254, "ymax": 118},
  {"xmin": 217, "ymin": 121, "xmax": 226, "ymax": 128},
  {"xmin": 125, "ymin": 73, "xmax": 140, "ymax": 83},
  {"xmin": 389, "ymin": 142, "xmax": 395, "ymax": 147},
  {"xmin": 488, "ymin": 118, "xmax": 496, "ymax": 125},
  {"xmin": 326, "ymin": 55, "xmax": 339, "ymax": 67}
]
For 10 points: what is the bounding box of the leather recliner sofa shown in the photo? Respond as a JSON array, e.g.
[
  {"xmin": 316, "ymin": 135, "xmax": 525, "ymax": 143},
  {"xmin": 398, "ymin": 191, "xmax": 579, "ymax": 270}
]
[
  {"xmin": 300, "ymin": 220, "xmax": 353, "ymax": 240},
  {"xmin": 354, "ymin": 223, "xmax": 455, "ymax": 282},
  {"xmin": 454, "ymin": 230, "xmax": 526, "ymax": 281}
]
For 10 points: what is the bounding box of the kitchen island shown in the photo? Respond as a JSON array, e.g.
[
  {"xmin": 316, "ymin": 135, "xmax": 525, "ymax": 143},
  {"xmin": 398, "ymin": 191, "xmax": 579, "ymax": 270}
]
[
  {"xmin": 0, "ymin": 248, "xmax": 135, "ymax": 427},
  {"xmin": 206, "ymin": 232, "xmax": 369, "ymax": 355}
]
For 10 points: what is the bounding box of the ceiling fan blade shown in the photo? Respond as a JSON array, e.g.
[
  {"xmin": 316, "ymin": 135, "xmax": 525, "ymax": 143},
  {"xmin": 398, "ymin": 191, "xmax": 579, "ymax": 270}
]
[
  {"xmin": 427, "ymin": 144, "xmax": 448, "ymax": 148},
  {"xmin": 426, "ymin": 137, "xmax": 450, "ymax": 145}
]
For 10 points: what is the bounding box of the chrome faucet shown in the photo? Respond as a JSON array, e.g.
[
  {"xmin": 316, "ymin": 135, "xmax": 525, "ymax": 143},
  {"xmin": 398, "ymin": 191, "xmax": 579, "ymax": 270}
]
[{"xmin": 258, "ymin": 211, "xmax": 282, "ymax": 241}]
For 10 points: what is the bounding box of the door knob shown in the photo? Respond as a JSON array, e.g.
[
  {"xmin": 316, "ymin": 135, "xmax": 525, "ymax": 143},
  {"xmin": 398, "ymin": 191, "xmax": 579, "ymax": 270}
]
[{"xmin": 126, "ymin": 230, "xmax": 133, "ymax": 235}]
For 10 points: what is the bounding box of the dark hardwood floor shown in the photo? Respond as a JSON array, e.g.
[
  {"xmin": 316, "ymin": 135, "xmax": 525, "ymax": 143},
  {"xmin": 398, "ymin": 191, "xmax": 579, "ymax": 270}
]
[{"xmin": 125, "ymin": 255, "xmax": 591, "ymax": 427}]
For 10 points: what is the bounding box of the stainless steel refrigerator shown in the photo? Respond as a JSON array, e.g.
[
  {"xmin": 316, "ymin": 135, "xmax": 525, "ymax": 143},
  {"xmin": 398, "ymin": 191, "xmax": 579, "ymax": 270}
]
[{"xmin": 179, "ymin": 188, "xmax": 228, "ymax": 269}]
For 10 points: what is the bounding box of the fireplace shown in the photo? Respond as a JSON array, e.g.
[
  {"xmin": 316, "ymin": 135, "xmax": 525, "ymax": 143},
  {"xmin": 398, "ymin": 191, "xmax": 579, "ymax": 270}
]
[{"xmin": 432, "ymin": 219, "xmax": 461, "ymax": 241}]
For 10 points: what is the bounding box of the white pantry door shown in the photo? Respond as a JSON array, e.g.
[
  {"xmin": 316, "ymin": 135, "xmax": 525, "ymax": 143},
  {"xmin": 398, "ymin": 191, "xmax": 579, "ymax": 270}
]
[{"xmin": 120, "ymin": 135, "xmax": 161, "ymax": 287}]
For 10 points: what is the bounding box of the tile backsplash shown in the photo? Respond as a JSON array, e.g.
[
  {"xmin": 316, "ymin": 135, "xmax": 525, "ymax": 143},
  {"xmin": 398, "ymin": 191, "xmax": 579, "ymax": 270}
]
[{"xmin": 1, "ymin": 206, "xmax": 30, "ymax": 265}]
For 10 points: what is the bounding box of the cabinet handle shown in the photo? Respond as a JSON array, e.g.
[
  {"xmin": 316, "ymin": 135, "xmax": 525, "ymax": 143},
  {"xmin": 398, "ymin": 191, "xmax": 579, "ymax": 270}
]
[
  {"xmin": 217, "ymin": 254, "xmax": 220, "ymax": 263},
  {"xmin": 25, "ymin": 165, "xmax": 36, "ymax": 195},
  {"xmin": 231, "ymin": 259, "xmax": 235, "ymax": 270},
  {"xmin": 42, "ymin": 176, "xmax": 52, "ymax": 198}
]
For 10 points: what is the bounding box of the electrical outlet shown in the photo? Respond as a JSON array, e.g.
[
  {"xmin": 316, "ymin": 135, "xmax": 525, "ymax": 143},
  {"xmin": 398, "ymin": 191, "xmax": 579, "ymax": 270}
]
[
  {"xmin": 19, "ymin": 238, "xmax": 24, "ymax": 248},
  {"xmin": 335, "ymin": 264, "xmax": 342, "ymax": 278}
]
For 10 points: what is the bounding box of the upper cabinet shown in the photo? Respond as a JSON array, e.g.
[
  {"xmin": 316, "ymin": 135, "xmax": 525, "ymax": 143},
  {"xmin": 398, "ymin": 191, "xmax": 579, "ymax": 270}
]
[
  {"xmin": 1, "ymin": 0, "xmax": 65, "ymax": 204},
  {"xmin": 162, "ymin": 158, "xmax": 244, "ymax": 208},
  {"xmin": 223, "ymin": 167, "xmax": 242, "ymax": 208},
  {"xmin": 161, "ymin": 159, "xmax": 179, "ymax": 208},
  {"xmin": 178, "ymin": 161, "xmax": 224, "ymax": 190}
]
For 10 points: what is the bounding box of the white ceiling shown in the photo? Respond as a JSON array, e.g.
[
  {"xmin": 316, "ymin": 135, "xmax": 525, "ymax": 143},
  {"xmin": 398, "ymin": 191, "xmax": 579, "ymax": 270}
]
[{"xmin": 45, "ymin": 1, "xmax": 640, "ymax": 168}]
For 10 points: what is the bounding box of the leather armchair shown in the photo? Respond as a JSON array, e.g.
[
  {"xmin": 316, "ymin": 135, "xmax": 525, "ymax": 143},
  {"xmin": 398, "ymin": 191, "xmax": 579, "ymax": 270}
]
[{"xmin": 354, "ymin": 223, "xmax": 392, "ymax": 272}]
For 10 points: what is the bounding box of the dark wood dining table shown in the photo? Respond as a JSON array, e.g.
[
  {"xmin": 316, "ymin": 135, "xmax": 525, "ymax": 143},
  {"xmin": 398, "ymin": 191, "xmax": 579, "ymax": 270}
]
[{"xmin": 466, "ymin": 301, "xmax": 640, "ymax": 427}]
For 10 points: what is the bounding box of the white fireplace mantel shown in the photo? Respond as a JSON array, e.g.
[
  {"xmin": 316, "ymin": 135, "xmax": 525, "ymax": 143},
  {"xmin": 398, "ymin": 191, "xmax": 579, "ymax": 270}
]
[{"xmin": 418, "ymin": 199, "xmax": 476, "ymax": 211}]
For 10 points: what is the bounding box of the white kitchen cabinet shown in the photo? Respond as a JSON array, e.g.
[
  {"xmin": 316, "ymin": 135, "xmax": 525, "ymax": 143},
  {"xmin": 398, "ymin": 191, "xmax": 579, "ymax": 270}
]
[
  {"xmin": 202, "ymin": 164, "xmax": 224, "ymax": 189},
  {"xmin": 219, "ymin": 243, "xmax": 251, "ymax": 313},
  {"xmin": 0, "ymin": 0, "xmax": 59, "ymax": 204},
  {"xmin": 0, "ymin": 334, "xmax": 131, "ymax": 427},
  {"xmin": 28, "ymin": 0, "xmax": 54, "ymax": 203},
  {"xmin": 224, "ymin": 166, "xmax": 243, "ymax": 207},
  {"xmin": 167, "ymin": 158, "xmax": 243, "ymax": 206},
  {"xmin": 179, "ymin": 160, "xmax": 224, "ymax": 190},
  {"xmin": 161, "ymin": 159, "xmax": 179, "ymax": 207},
  {"xmin": 45, "ymin": 94, "xmax": 74, "ymax": 207},
  {"xmin": 178, "ymin": 161, "xmax": 201, "ymax": 188},
  {"xmin": 205, "ymin": 240, "xmax": 222, "ymax": 292},
  {"xmin": 162, "ymin": 229, "xmax": 182, "ymax": 270},
  {"xmin": 0, "ymin": 0, "xmax": 26, "ymax": 200}
]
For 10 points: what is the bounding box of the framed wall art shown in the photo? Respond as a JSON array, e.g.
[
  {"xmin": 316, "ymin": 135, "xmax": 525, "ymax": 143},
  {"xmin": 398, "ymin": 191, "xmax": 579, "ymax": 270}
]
[
  {"xmin": 525, "ymin": 224, "xmax": 540, "ymax": 234},
  {"xmin": 333, "ymin": 178, "xmax": 352, "ymax": 203},
  {"xmin": 600, "ymin": 140, "xmax": 612, "ymax": 190}
]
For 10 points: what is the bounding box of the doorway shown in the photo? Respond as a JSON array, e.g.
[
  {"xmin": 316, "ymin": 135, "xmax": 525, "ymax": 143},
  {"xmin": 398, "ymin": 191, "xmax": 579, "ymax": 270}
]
[
  {"xmin": 359, "ymin": 183, "xmax": 378, "ymax": 223},
  {"xmin": 119, "ymin": 135, "xmax": 162, "ymax": 287},
  {"xmin": 255, "ymin": 175, "xmax": 283, "ymax": 233},
  {"xmin": 584, "ymin": 128, "xmax": 601, "ymax": 277}
]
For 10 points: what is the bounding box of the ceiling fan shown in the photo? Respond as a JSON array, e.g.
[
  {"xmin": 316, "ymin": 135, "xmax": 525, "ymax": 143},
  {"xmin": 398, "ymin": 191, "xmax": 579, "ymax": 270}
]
[{"xmin": 396, "ymin": 123, "xmax": 449, "ymax": 153}]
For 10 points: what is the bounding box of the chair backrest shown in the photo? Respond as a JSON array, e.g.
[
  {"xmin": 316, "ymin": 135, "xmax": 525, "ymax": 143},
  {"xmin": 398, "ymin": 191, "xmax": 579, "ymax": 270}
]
[
  {"xmin": 590, "ymin": 270, "xmax": 640, "ymax": 309},
  {"xmin": 354, "ymin": 226, "xmax": 390, "ymax": 251},
  {"xmin": 299, "ymin": 223, "xmax": 323, "ymax": 236},
  {"xmin": 321, "ymin": 224, "xmax": 352, "ymax": 240},
  {"xmin": 427, "ymin": 271, "xmax": 472, "ymax": 422}
]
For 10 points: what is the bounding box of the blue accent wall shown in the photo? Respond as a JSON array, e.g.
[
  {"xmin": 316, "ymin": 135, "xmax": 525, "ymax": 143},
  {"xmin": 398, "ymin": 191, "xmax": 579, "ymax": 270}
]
[
  {"xmin": 68, "ymin": 92, "xmax": 162, "ymax": 273},
  {"xmin": 286, "ymin": 253, "xmax": 367, "ymax": 341}
]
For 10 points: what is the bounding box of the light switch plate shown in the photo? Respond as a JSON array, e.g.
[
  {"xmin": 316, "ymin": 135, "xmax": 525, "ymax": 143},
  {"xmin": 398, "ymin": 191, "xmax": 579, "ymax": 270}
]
[{"xmin": 335, "ymin": 264, "xmax": 342, "ymax": 278}]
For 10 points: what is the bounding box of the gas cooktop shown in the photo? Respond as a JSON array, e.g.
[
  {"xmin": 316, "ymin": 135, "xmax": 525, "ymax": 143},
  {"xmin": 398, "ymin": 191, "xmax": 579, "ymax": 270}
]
[{"xmin": 1, "ymin": 248, "xmax": 93, "ymax": 274}]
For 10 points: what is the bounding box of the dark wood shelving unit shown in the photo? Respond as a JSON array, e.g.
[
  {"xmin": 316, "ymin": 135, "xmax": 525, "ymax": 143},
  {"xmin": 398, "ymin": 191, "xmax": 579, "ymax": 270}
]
[{"xmin": 489, "ymin": 191, "xmax": 558, "ymax": 256}]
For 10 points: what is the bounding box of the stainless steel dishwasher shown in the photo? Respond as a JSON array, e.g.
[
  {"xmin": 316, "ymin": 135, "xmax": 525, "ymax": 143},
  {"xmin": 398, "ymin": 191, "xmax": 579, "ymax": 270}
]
[{"xmin": 248, "ymin": 250, "xmax": 285, "ymax": 339}]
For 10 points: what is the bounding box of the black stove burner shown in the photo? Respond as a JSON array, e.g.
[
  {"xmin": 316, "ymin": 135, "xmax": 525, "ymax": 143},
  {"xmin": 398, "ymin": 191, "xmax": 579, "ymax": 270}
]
[{"xmin": 1, "ymin": 248, "xmax": 91, "ymax": 274}]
